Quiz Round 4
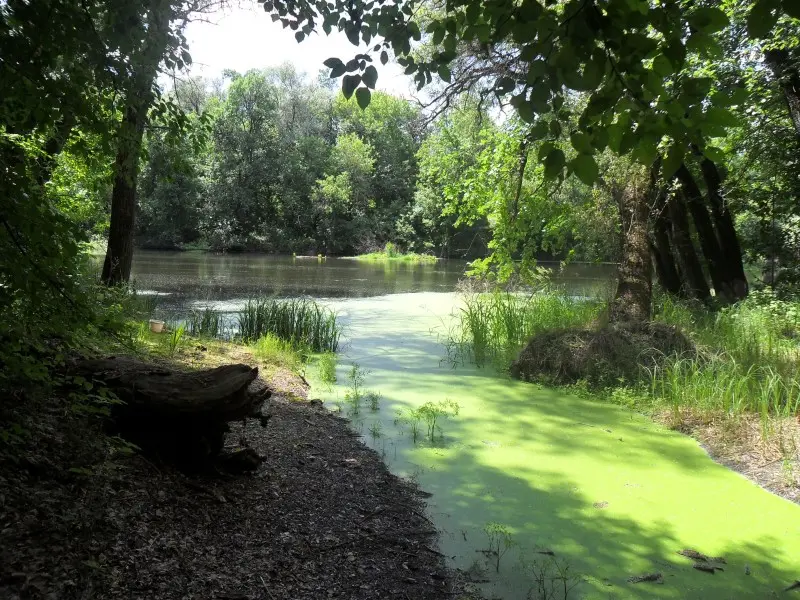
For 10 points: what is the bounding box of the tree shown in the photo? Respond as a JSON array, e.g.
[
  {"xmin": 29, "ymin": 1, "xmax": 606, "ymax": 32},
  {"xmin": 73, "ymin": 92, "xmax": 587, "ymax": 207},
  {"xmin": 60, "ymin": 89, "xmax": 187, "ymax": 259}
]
[{"xmin": 265, "ymin": 0, "xmax": 798, "ymax": 318}]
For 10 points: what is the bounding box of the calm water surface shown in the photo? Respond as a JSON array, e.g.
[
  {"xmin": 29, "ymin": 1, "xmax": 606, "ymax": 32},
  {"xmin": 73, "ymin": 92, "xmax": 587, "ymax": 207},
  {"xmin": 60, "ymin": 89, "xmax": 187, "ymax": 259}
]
[{"xmin": 131, "ymin": 250, "xmax": 617, "ymax": 309}]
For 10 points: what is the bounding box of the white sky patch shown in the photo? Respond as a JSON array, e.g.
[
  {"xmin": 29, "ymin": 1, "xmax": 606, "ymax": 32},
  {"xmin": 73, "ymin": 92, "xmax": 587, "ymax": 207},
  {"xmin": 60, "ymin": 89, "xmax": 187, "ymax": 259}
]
[{"xmin": 183, "ymin": 4, "xmax": 412, "ymax": 96}]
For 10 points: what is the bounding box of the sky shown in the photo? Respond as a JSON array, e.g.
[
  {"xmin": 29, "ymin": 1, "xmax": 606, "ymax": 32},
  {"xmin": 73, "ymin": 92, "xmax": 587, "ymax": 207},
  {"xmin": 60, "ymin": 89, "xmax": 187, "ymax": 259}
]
[{"xmin": 183, "ymin": 4, "xmax": 412, "ymax": 96}]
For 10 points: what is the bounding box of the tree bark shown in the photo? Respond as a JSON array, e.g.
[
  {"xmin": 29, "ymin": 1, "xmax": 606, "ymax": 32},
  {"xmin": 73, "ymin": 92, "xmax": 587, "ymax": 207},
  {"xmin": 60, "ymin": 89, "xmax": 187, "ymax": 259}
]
[
  {"xmin": 651, "ymin": 195, "xmax": 683, "ymax": 297},
  {"xmin": 102, "ymin": 103, "xmax": 145, "ymax": 284},
  {"xmin": 698, "ymin": 157, "xmax": 748, "ymax": 300},
  {"xmin": 675, "ymin": 164, "xmax": 734, "ymax": 302},
  {"xmin": 609, "ymin": 172, "xmax": 652, "ymax": 322},
  {"xmin": 667, "ymin": 191, "xmax": 712, "ymax": 302},
  {"xmin": 101, "ymin": 0, "xmax": 174, "ymax": 285},
  {"xmin": 74, "ymin": 357, "xmax": 272, "ymax": 468},
  {"xmin": 765, "ymin": 48, "xmax": 800, "ymax": 140}
]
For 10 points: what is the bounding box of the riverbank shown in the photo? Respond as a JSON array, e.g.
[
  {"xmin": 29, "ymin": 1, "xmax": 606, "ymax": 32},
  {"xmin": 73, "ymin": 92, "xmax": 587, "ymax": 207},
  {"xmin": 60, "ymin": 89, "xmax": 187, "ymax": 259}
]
[{"xmin": 0, "ymin": 336, "xmax": 467, "ymax": 599}]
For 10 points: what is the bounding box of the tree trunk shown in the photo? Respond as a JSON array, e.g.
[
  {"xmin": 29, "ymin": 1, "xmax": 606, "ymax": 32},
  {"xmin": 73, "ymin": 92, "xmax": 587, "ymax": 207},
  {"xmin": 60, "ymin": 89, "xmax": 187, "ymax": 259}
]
[
  {"xmin": 651, "ymin": 196, "xmax": 683, "ymax": 297},
  {"xmin": 765, "ymin": 48, "xmax": 800, "ymax": 140},
  {"xmin": 101, "ymin": 0, "xmax": 174, "ymax": 285},
  {"xmin": 74, "ymin": 357, "xmax": 272, "ymax": 469},
  {"xmin": 609, "ymin": 173, "xmax": 652, "ymax": 322},
  {"xmin": 675, "ymin": 164, "xmax": 734, "ymax": 302},
  {"xmin": 667, "ymin": 191, "xmax": 712, "ymax": 302},
  {"xmin": 102, "ymin": 104, "xmax": 145, "ymax": 284},
  {"xmin": 698, "ymin": 157, "xmax": 748, "ymax": 300}
]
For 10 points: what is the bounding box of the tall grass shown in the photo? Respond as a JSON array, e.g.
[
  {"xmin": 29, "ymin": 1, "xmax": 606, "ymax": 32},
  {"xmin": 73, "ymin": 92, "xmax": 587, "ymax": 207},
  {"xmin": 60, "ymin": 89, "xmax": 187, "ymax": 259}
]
[
  {"xmin": 450, "ymin": 288, "xmax": 800, "ymax": 429},
  {"xmin": 187, "ymin": 307, "xmax": 224, "ymax": 339},
  {"xmin": 238, "ymin": 297, "xmax": 341, "ymax": 352},
  {"xmin": 449, "ymin": 291, "xmax": 604, "ymax": 367},
  {"xmin": 649, "ymin": 291, "xmax": 800, "ymax": 427}
]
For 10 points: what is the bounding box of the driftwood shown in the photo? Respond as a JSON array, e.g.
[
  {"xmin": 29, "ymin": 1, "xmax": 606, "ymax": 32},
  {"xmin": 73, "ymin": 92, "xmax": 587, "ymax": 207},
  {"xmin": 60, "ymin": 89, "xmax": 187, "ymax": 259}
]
[{"xmin": 75, "ymin": 357, "xmax": 271, "ymax": 469}]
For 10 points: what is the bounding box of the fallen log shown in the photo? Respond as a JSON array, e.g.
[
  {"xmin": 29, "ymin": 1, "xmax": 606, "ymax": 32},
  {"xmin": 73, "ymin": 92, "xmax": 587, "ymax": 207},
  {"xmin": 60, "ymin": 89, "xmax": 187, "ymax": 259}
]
[{"xmin": 74, "ymin": 357, "xmax": 272, "ymax": 469}]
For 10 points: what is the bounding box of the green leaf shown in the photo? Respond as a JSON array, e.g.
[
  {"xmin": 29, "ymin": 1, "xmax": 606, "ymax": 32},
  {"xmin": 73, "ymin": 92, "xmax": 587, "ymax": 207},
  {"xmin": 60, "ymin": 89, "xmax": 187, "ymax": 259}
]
[
  {"xmin": 517, "ymin": 101, "xmax": 535, "ymax": 123},
  {"xmin": 323, "ymin": 57, "xmax": 344, "ymax": 69},
  {"xmin": 438, "ymin": 65, "xmax": 452, "ymax": 83},
  {"xmin": 549, "ymin": 120, "xmax": 562, "ymax": 136},
  {"xmin": 543, "ymin": 148, "xmax": 565, "ymax": 179},
  {"xmin": 687, "ymin": 7, "xmax": 729, "ymax": 33},
  {"xmin": 705, "ymin": 106, "xmax": 740, "ymax": 127},
  {"xmin": 355, "ymin": 87, "xmax": 371, "ymax": 109},
  {"xmin": 330, "ymin": 63, "xmax": 347, "ymax": 78},
  {"xmin": 570, "ymin": 154, "xmax": 598, "ymax": 186},
  {"xmin": 362, "ymin": 65, "xmax": 378, "ymax": 89},
  {"xmin": 342, "ymin": 74, "xmax": 361, "ymax": 99},
  {"xmin": 380, "ymin": 51, "xmax": 389, "ymax": 65},
  {"xmin": 570, "ymin": 132, "xmax": 593, "ymax": 154},
  {"xmin": 701, "ymin": 145, "xmax": 725, "ymax": 163},
  {"xmin": 530, "ymin": 121, "xmax": 548, "ymax": 139},
  {"xmin": 662, "ymin": 145, "xmax": 685, "ymax": 179},
  {"xmin": 747, "ymin": 0, "xmax": 779, "ymax": 38}
]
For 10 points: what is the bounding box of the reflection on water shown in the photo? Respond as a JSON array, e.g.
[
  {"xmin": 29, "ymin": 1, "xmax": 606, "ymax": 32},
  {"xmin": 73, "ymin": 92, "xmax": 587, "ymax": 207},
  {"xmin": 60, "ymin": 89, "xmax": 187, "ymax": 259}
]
[{"xmin": 130, "ymin": 250, "xmax": 617, "ymax": 310}]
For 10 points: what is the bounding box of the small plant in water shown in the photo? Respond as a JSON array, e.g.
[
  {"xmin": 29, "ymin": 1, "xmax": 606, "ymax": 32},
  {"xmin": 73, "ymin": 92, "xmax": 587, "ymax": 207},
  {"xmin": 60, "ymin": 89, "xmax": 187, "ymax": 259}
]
[
  {"xmin": 344, "ymin": 363, "xmax": 370, "ymax": 414},
  {"xmin": 417, "ymin": 398, "xmax": 460, "ymax": 441},
  {"xmin": 526, "ymin": 554, "xmax": 582, "ymax": 600},
  {"xmin": 368, "ymin": 420, "xmax": 382, "ymax": 439},
  {"xmin": 396, "ymin": 408, "xmax": 422, "ymax": 442},
  {"xmin": 483, "ymin": 522, "xmax": 516, "ymax": 573},
  {"xmin": 317, "ymin": 351, "xmax": 338, "ymax": 387},
  {"xmin": 366, "ymin": 391, "xmax": 381, "ymax": 411}
]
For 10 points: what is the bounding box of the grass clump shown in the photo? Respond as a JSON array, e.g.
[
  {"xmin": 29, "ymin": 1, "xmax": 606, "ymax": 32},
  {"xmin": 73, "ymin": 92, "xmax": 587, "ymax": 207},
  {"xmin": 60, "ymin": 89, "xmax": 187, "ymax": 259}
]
[
  {"xmin": 352, "ymin": 242, "xmax": 437, "ymax": 264},
  {"xmin": 448, "ymin": 291, "xmax": 605, "ymax": 368},
  {"xmin": 238, "ymin": 297, "xmax": 340, "ymax": 352},
  {"xmin": 187, "ymin": 306, "xmax": 224, "ymax": 339},
  {"xmin": 251, "ymin": 333, "xmax": 305, "ymax": 372}
]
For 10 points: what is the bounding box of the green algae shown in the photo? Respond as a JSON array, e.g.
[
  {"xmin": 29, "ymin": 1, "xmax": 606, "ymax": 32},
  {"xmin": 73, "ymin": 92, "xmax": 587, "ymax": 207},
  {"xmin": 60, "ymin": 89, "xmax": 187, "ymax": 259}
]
[{"xmin": 313, "ymin": 293, "xmax": 800, "ymax": 599}]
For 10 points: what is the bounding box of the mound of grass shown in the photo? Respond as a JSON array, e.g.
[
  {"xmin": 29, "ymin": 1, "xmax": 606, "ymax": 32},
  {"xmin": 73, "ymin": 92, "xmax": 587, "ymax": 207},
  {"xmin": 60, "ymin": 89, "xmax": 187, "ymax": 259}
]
[
  {"xmin": 350, "ymin": 242, "xmax": 437, "ymax": 264},
  {"xmin": 510, "ymin": 321, "xmax": 696, "ymax": 387}
]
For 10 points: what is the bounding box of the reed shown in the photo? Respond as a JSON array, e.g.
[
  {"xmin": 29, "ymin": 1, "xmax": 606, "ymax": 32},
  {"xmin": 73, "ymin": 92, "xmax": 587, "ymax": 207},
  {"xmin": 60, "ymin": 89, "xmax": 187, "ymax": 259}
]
[
  {"xmin": 186, "ymin": 307, "xmax": 223, "ymax": 339},
  {"xmin": 237, "ymin": 297, "xmax": 341, "ymax": 352}
]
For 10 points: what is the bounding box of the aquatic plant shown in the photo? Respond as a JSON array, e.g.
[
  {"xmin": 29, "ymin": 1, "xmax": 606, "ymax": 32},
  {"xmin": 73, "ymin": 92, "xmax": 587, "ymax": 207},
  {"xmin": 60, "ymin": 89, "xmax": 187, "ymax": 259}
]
[
  {"xmin": 366, "ymin": 391, "xmax": 381, "ymax": 411},
  {"xmin": 344, "ymin": 363, "xmax": 370, "ymax": 415},
  {"xmin": 417, "ymin": 399, "xmax": 460, "ymax": 441},
  {"xmin": 526, "ymin": 554, "xmax": 582, "ymax": 599},
  {"xmin": 316, "ymin": 351, "xmax": 338, "ymax": 387},
  {"xmin": 238, "ymin": 297, "xmax": 341, "ymax": 352},
  {"xmin": 187, "ymin": 306, "xmax": 223, "ymax": 339},
  {"xmin": 482, "ymin": 522, "xmax": 516, "ymax": 573},
  {"xmin": 368, "ymin": 420, "xmax": 382, "ymax": 439}
]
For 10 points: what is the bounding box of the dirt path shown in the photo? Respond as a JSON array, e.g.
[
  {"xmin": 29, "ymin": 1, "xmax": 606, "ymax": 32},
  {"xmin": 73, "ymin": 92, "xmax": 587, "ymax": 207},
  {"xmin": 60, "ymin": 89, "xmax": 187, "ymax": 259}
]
[{"xmin": 1, "ymin": 371, "xmax": 466, "ymax": 599}]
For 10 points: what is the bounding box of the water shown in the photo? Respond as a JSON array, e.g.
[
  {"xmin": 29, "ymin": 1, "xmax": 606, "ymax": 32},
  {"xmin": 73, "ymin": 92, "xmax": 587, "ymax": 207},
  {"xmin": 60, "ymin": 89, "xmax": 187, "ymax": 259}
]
[
  {"xmin": 131, "ymin": 251, "xmax": 800, "ymax": 599},
  {"xmin": 130, "ymin": 250, "xmax": 617, "ymax": 308},
  {"xmin": 317, "ymin": 294, "xmax": 800, "ymax": 600}
]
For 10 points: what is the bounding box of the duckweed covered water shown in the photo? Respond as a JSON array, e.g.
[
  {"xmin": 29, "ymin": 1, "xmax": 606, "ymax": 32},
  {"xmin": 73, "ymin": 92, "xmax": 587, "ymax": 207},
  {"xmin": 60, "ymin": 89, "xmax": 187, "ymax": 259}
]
[{"xmin": 315, "ymin": 293, "xmax": 800, "ymax": 600}]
